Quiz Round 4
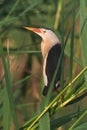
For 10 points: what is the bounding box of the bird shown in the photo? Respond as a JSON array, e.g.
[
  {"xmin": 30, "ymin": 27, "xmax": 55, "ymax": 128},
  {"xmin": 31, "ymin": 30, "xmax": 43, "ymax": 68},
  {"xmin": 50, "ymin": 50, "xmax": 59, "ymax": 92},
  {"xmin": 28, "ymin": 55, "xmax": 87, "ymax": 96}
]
[{"xmin": 24, "ymin": 27, "xmax": 61, "ymax": 96}]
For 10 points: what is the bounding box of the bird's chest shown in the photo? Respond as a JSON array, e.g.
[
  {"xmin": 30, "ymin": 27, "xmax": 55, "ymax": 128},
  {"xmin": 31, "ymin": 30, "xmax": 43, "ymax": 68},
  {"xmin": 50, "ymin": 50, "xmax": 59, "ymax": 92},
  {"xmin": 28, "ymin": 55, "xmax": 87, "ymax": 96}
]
[{"xmin": 41, "ymin": 41, "xmax": 51, "ymax": 59}]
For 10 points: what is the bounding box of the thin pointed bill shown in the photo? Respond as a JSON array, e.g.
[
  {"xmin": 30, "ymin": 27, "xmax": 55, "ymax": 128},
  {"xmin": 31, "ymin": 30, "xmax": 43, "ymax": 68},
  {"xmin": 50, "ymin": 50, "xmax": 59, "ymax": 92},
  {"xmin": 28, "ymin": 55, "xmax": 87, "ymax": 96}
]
[{"xmin": 24, "ymin": 26, "xmax": 41, "ymax": 33}]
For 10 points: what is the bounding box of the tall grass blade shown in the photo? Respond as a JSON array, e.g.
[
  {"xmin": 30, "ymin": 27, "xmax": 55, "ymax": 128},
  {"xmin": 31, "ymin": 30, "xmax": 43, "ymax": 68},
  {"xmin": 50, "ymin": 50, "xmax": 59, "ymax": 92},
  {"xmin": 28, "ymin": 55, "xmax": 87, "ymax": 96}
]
[
  {"xmin": 73, "ymin": 122, "xmax": 87, "ymax": 130},
  {"xmin": 69, "ymin": 110, "xmax": 87, "ymax": 130},
  {"xmin": 3, "ymin": 88, "xmax": 11, "ymax": 130},
  {"xmin": 0, "ymin": 40, "xmax": 19, "ymax": 129},
  {"xmin": 39, "ymin": 104, "xmax": 50, "ymax": 130},
  {"xmin": 69, "ymin": 0, "xmax": 76, "ymax": 80},
  {"xmin": 80, "ymin": 0, "xmax": 87, "ymax": 83}
]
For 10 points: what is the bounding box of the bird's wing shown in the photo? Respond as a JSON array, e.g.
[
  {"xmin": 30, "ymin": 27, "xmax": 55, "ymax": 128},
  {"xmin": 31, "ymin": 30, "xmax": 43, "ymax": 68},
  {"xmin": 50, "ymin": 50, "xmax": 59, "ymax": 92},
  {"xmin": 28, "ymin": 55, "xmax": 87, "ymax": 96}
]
[
  {"xmin": 46, "ymin": 43, "xmax": 61, "ymax": 87},
  {"xmin": 42, "ymin": 44, "xmax": 61, "ymax": 96}
]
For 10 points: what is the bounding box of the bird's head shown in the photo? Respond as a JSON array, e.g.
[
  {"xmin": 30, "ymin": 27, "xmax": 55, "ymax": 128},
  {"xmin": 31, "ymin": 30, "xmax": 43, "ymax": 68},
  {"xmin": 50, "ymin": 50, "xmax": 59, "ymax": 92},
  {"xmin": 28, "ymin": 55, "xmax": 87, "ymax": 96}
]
[
  {"xmin": 24, "ymin": 27, "xmax": 59, "ymax": 43},
  {"xmin": 24, "ymin": 27, "xmax": 60, "ymax": 58}
]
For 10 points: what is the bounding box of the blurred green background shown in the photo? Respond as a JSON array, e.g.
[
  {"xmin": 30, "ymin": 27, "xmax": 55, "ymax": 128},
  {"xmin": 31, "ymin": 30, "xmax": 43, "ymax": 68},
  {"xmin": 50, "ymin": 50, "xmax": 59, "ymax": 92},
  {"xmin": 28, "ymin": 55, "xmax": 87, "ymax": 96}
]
[{"xmin": 0, "ymin": 0, "xmax": 87, "ymax": 130}]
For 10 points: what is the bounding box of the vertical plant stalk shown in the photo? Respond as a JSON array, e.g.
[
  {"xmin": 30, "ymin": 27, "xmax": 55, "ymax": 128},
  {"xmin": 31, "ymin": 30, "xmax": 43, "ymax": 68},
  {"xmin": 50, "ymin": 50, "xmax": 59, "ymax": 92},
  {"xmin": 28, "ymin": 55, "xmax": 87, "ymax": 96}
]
[
  {"xmin": 69, "ymin": 0, "xmax": 76, "ymax": 80},
  {"xmin": 54, "ymin": 0, "xmax": 63, "ymax": 30},
  {"xmin": 80, "ymin": 0, "xmax": 87, "ymax": 82},
  {"xmin": 60, "ymin": 0, "xmax": 65, "ymax": 88},
  {"xmin": 0, "ymin": 40, "xmax": 19, "ymax": 129}
]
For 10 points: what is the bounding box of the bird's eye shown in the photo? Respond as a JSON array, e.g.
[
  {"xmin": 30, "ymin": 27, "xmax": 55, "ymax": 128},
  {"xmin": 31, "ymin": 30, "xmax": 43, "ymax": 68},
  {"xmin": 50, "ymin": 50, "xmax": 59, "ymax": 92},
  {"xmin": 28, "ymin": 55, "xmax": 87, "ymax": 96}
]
[{"xmin": 43, "ymin": 30, "xmax": 46, "ymax": 33}]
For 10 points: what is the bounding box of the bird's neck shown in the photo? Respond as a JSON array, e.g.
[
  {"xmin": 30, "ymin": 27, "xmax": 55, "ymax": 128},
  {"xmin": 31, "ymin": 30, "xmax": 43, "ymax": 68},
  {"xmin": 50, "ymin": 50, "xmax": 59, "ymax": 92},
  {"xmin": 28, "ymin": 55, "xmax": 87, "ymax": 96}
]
[{"xmin": 41, "ymin": 40, "xmax": 58, "ymax": 59}]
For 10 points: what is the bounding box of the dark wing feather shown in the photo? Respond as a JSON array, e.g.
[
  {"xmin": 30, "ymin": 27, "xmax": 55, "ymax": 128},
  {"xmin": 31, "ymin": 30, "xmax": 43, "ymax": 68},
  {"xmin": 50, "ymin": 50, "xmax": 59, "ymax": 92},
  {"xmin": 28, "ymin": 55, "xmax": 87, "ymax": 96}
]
[{"xmin": 43, "ymin": 44, "xmax": 61, "ymax": 96}]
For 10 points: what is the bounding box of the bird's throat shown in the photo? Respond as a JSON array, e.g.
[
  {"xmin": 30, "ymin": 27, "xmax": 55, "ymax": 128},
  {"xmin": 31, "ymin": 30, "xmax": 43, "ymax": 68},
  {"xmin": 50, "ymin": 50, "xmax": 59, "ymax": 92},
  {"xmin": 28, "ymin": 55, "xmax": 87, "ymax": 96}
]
[
  {"xmin": 41, "ymin": 40, "xmax": 58, "ymax": 59},
  {"xmin": 41, "ymin": 41, "xmax": 49, "ymax": 59}
]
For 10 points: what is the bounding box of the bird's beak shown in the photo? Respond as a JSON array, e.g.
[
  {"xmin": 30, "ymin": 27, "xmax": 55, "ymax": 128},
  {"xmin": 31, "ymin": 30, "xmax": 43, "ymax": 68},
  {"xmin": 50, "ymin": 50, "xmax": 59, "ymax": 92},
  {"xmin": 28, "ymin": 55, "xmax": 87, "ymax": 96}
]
[{"xmin": 24, "ymin": 26, "xmax": 41, "ymax": 34}]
